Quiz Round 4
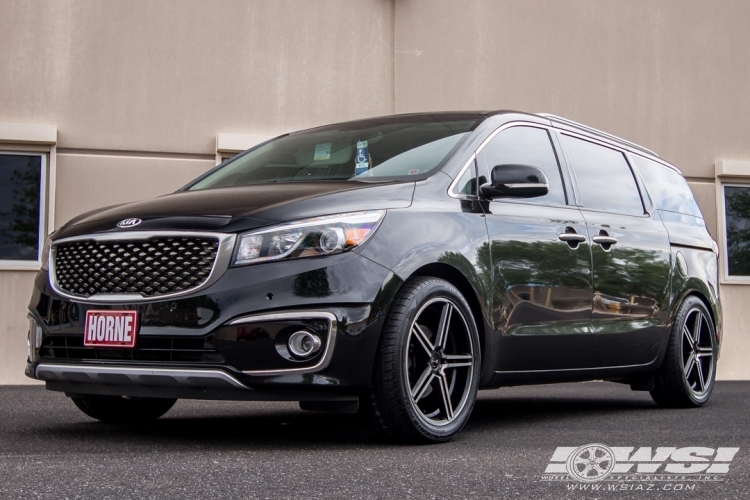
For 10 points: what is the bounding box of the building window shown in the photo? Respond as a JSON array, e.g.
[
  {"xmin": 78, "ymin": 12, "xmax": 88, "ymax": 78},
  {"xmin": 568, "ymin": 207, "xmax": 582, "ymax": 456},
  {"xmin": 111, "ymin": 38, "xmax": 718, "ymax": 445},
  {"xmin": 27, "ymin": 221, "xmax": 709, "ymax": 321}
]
[
  {"xmin": 0, "ymin": 152, "xmax": 46, "ymax": 264},
  {"xmin": 723, "ymin": 184, "xmax": 750, "ymax": 277},
  {"xmin": 220, "ymin": 153, "xmax": 239, "ymax": 164}
]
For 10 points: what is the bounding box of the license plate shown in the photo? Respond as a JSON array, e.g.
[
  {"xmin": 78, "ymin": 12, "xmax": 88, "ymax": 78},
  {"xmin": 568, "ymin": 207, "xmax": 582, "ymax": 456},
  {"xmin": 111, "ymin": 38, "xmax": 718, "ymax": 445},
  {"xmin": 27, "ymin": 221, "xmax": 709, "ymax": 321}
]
[{"xmin": 84, "ymin": 310, "xmax": 139, "ymax": 348}]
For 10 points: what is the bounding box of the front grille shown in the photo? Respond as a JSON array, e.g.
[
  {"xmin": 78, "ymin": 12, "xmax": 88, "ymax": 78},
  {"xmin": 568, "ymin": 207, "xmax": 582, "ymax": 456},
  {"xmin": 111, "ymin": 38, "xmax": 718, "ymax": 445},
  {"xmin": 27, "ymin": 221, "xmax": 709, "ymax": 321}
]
[
  {"xmin": 39, "ymin": 335, "xmax": 224, "ymax": 364},
  {"xmin": 54, "ymin": 237, "xmax": 219, "ymax": 298}
]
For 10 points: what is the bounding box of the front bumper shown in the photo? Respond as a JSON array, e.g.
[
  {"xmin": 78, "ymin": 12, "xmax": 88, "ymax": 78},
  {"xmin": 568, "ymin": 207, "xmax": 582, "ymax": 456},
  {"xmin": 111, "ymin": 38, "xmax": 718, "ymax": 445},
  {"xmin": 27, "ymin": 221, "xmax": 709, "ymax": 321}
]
[
  {"xmin": 33, "ymin": 364, "xmax": 360, "ymax": 402},
  {"xmin": 27, "ymin": 251, "xmax": 402, "ymax": 399}
]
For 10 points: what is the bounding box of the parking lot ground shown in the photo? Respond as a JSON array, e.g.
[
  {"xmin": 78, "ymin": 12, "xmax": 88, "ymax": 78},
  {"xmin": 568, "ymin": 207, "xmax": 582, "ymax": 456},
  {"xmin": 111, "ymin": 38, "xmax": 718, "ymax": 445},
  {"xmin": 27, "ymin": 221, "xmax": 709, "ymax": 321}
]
[{"xmin": 1, "ymin": 381, "xmax": 749, "ymax": 499}]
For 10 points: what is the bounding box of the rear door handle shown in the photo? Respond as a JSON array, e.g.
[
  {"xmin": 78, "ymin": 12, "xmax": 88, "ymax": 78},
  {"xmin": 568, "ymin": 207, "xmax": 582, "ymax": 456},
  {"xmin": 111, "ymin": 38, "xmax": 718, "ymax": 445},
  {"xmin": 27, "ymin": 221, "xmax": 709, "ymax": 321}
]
[{"xmin": 592, "ymin": 236, "xmax": 618, "ymax": 245}]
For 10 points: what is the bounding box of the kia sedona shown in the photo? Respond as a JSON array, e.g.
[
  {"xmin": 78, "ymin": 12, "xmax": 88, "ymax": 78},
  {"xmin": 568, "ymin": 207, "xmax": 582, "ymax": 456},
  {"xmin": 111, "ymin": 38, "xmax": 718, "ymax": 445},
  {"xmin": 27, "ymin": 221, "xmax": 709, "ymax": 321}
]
[{"xmin": 26, "ymin": 111, "xmax": 721, "ymax": 443}]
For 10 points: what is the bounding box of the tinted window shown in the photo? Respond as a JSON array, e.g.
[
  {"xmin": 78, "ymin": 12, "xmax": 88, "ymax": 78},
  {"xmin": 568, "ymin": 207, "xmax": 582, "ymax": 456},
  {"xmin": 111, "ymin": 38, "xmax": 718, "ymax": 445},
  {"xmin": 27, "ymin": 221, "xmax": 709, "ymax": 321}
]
[
  {"xmin": 724, "ymin": 185, "xmax": 750, "ymax": 276},
  {"xmin": 561, "ymin": 135, "xmax": 643, "ymax": 215},
  {"xmin": 0, "ymin": 154, "xmax": 43, "ymax": 261},
  {"xmin": 481, "ymin": 126, "xmax": 566, "ymax": 205},
  {"xmin": 632, "ymin": 155, "xmax": 703, "ymax": 218},
  {"xmin": 454, "ymin": 159, "xmax": 478, "ymax": 196},
  {"xmin": 188, "ymin": 116, "xmax": 481, "ymax": 189}
]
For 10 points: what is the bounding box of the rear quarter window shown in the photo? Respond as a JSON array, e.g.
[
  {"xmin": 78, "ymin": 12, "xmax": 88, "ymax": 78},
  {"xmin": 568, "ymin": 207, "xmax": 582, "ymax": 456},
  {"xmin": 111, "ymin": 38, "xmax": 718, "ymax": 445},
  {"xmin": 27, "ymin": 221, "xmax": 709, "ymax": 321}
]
[{"xmin": 632, "ymin": 156, "xmax": 703, "ymax": 218}]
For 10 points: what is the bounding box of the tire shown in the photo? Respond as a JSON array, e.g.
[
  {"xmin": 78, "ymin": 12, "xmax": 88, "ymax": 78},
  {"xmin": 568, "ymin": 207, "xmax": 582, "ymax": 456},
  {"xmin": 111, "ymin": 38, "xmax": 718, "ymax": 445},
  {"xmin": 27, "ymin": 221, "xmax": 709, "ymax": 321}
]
[
  {"xmin": 650, "ymin": 296, "xmax": 717, "ymax": 408},
  {"xmin": 71, "ymin": 395, "xmax": 177, "ymax": 423},
  {"xmin": 366, "ymin": 277, "xmax": 481, "ymax": 443}
]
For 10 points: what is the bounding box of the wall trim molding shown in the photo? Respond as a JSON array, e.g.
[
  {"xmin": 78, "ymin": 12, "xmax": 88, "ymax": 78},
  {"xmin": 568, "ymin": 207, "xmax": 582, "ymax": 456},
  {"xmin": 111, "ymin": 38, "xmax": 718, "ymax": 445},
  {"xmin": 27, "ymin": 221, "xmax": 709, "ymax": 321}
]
[
  {"xmin": 57, "ymin": 148, "xmax": 214, "ymax": 161},
  {"xmin": 0, "ymin": 123, "xmax": 56, "ymax": 144},
  {"xmin": 715, "ymin": 160, "xmax": 750, "ymax": 178}
]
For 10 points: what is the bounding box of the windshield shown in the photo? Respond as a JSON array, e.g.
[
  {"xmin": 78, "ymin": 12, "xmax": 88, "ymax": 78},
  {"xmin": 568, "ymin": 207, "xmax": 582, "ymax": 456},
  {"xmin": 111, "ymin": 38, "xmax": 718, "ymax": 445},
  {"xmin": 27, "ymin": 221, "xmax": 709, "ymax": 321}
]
[{"xmin": 187, "ymin": 115, "xmax": 482, "ymax": 190}]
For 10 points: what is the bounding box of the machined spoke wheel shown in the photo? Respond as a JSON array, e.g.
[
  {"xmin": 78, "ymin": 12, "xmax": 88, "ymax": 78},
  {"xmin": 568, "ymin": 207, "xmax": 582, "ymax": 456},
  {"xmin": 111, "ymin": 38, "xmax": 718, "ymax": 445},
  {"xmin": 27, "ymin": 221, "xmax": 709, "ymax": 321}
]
[
  {"xmin": 681, "ymin": 310, "xmax": 714, "ymax": 396},
  {"xmin": 650, "ymin": 296, "xmax": 717, "ymax": 408},
  {"xmin": 406, "ymin": 299, "xmax": 475, "ymax": 426},
  {"xmin": 367, "ymin": 277, "xmax": 481, "ymax": 443}
]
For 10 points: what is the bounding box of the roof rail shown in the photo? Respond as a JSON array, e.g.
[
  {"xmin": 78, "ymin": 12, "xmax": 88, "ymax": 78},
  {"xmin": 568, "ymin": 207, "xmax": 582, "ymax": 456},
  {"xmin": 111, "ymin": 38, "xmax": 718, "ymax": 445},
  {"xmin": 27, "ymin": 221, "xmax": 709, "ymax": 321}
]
[{"xmin": 537, "ymin": 113, "xmax": 659, "ymax": 158}]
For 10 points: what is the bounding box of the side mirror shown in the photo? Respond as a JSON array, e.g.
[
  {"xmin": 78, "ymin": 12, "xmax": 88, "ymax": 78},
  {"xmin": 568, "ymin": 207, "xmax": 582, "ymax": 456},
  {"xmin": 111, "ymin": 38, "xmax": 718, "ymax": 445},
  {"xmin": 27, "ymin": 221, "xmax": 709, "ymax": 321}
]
[{"xmin": 479, "ymin": 164, "xmax": 549, "ymax": 199}]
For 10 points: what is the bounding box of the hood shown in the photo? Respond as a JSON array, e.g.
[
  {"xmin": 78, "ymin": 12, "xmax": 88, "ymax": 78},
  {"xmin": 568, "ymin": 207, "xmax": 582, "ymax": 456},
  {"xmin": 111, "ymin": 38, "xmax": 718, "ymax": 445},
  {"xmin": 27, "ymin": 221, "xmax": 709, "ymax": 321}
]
[{"xmin": 54, "ymin": 181, "xmax": 415, "ymax": 239}]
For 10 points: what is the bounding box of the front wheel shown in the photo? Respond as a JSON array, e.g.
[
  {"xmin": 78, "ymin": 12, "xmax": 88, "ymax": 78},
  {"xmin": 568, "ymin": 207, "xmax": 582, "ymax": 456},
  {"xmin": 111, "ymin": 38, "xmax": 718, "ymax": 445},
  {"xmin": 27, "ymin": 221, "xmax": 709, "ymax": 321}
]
[
  {"xmin": 71, "ymin": 395, "xmax": 177, "ymax": 423},
  {"xmin": 650, "ymin": 296, "xmax": 717, "ymax": 408},
  {"xmin": 367, "ymin": 277, "xmax": 481, "ymax": 443}
]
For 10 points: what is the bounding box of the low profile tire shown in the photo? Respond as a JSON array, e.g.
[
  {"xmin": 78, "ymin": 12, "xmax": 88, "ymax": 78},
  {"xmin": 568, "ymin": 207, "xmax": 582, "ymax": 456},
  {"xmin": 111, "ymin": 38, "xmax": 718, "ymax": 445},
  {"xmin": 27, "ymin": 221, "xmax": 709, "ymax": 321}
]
[
  {"xmin": 367, "ymin": 277, "xmax": 481, "ymax": 443},
  {"xmin": 71, "ymin": 395, "xmax": 177, "ymax": 423},
  {"xmin": 650, "ymin": 296, "xmax": 717, "ymax": 408}
]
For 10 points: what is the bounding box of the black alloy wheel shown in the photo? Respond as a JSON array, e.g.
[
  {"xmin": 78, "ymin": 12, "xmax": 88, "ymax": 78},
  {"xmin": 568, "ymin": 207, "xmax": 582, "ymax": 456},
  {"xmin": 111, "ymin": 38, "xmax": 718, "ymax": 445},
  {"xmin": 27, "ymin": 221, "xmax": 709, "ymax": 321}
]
[
  {"xmin": 651, "ymin": 296, "xmax": 717, "ymax": 407},
  {"xmin": 368, "ymin": 277, "xmax": 480, "ymax": 443}
]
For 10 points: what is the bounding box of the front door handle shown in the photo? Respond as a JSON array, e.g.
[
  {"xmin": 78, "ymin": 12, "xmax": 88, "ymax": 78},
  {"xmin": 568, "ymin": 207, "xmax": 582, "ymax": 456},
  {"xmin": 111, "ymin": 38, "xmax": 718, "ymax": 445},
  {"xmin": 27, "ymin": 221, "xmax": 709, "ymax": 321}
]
[
  {"xmin": 559, "ymin": 228, "xmax": 586, "ymax": 249},
  {"xmin": 558, "ymin": 233, "xmax": 587, "ymax": 243}
]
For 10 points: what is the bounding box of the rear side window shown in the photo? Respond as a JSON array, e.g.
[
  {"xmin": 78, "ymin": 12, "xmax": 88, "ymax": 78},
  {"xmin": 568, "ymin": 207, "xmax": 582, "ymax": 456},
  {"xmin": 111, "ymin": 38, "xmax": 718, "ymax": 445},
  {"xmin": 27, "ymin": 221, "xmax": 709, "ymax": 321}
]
[
  {"xmin": 480, "ymin": 126, "xmax": 566, "ymax": 205},
  {"xmin": 632, "ymin": 155, "xmax": 703, "ymax": 218},
  {"xmin": 561, "ymin": 134, "xmax": 644, "ymax": 215}
]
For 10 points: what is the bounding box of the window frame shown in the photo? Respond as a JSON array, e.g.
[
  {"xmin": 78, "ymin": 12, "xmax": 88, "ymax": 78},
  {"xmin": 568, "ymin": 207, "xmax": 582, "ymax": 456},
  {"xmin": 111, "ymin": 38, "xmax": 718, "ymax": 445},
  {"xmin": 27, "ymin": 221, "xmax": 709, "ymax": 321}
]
[
  {"xmin": 449, "ymin": 121, "xmax": 574, "ymax": 207},
  {"xmin": 0, "ymin": 150, "xmax": 48, "ymax": 268},
  {"xmin": 555, "ymin": 130, "xmax": 648, "ymax": 217},
  {"xmin": 448, "ymin": 153, "xmax": 479, "ymax": 199},
  {"xmin": 449, "ymin": 153, "xmax": 479, "ymax": 197},
  {"xmin": 717, "ymin": 181, "xmax": 750, "ymax": 284}
]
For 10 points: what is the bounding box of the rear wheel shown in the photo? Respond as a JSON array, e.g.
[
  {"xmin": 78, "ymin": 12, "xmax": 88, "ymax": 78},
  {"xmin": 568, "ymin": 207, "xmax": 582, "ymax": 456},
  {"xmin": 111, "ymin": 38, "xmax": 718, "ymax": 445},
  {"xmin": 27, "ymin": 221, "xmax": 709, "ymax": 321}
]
[
  {"xmin": 367, "ymin": 277, "xmax": 480, "ymax": 443},
  {"xmin": 650, "ymin": 296, "xmax": 717, "ymax": 407},
  {"xmin": 71, "ymin": 395, "xmax": 177, "ymax": 423}
]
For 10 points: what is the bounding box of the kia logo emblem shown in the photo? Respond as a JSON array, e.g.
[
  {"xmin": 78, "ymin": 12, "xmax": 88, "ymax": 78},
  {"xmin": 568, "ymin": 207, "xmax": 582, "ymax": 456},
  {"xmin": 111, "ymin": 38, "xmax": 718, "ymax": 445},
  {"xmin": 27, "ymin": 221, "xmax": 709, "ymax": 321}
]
[{"xmin": 117, "ymin": 218, "xmax": 142, "ymax": 228}]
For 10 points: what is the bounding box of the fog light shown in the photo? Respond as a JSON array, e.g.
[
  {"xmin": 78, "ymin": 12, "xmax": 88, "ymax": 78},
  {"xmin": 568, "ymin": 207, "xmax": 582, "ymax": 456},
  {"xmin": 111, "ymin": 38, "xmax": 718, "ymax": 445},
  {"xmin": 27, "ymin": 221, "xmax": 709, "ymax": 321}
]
[{"xmin": 288, "ymin": 331, "xmax": 322, "ymax": 358}]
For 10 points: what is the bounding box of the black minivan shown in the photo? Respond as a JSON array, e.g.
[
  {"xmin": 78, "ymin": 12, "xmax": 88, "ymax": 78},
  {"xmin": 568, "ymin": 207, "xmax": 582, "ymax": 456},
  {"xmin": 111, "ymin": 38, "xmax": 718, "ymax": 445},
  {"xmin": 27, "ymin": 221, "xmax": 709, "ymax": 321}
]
[{"xmin": 26, "ymin": 111, "xmax": 721, "ymax": 442}]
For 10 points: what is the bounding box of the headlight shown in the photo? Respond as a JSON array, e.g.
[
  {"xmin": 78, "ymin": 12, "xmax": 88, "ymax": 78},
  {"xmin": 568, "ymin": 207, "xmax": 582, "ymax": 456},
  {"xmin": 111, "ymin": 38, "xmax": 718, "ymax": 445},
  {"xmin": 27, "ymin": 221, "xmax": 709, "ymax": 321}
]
[
  {"xmin": 232, "ymin": 210, "xmax": 385, "ymax": 266},
  {"xmin": 40, "ymin": 235, "xmax": 52, "ymax": 271}
]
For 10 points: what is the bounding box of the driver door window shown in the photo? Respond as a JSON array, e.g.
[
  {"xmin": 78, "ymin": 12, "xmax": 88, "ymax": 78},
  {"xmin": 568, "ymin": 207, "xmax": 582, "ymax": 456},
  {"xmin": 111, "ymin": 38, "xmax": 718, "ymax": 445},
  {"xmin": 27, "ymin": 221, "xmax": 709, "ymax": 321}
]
[{"xmin": 479, "ymin": 126, "xmax": 566, "ymax": 205}]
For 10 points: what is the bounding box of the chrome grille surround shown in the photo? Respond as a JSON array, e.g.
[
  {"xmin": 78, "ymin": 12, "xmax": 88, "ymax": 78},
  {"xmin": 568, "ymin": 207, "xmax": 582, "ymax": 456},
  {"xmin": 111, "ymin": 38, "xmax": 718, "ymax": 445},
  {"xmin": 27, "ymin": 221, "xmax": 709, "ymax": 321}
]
[
  {"xmin": 49, "ymin": 231, "xmax": 237, "ymax": 303},
  {"xmin": 56, "ymin": 238, "xmax": 218, "ymax": 296}
]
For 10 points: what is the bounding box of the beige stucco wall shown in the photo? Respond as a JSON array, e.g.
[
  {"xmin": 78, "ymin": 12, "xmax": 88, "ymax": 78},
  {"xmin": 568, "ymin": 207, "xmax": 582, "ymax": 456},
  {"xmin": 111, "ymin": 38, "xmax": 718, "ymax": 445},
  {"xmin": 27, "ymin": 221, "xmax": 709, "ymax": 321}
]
[
  {"xmin": 2, "ymin": 0, "xmax": 750, "ymax": 382},
  {"xmin": 394, "ymin": 0, "xmax": 750, "ymax": 181},
  {"xmin": 0, "ymin": 272, "xmax": 36, "ymax": 384},
  {"xmin": 0, "ymin": 0, "xmax": 395, "ymax": 153},
  {"xmin": 715, "ymin": 285, "xmax": 750, "ymax": 380},
  {"xmin": 688, "ymin": 181, "xmax": 718, "ymax": 239},
  {"xmin": 54, "ymin": 154, "xmax": 215, "ymax": 229}
]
